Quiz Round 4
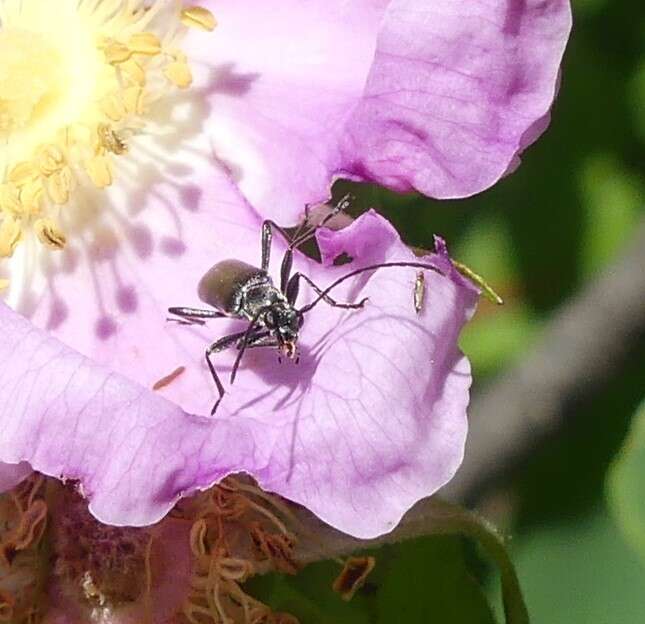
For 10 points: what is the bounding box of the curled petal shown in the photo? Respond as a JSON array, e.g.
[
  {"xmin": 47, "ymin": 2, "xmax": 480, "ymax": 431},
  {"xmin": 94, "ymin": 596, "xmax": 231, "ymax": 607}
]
[
  {"xmin": 342, "ymin": 0, "xmax": 572, "ymax": 198},
  {"xmin": 191, "ymin": 0, "xmax": 571, "ymax": 221},
  {"xmin": 1, "ymin": 206, "xmax": 477, "ymax": 538}
]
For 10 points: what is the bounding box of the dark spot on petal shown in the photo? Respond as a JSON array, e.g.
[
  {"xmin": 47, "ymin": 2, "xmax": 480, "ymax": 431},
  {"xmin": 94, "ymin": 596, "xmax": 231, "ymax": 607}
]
[
  {"xmin": 161, "ymin": 237, "xmax": 186, "ymax": 257},
  {"xmin": 333, "ymin": 252, "xmax": 353, "ymax": 266},
  {"xmin": 95, "ymin": 316, "xmax": 117, "ymax": 339},
  {"xmin": 46, "ymin": 298, "xmax": 68, "ymax": 330},
  {"xmin": 116, "ymin": 286, "xmax": 138, "ymax": 313},
  {"xmin": 179, "ymin": 184, "xmax": 202, "ymax": 211},
  {"xmin": 127, "ymin": 224, "xmax": 153, "ymax": 259}
]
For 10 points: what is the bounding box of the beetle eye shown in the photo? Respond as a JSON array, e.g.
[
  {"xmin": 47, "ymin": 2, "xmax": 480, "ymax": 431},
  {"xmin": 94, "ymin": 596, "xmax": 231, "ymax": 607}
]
[{"xmin": 264, "ymin": 311, "xmax": 275, "ymax": 327}]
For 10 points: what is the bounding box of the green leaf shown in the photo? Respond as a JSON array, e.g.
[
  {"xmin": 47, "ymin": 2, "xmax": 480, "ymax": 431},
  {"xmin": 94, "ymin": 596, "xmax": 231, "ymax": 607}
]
[
  {"xmin": 417, "ymin": 499, "xmax": 529, "ymax": 624},
  {"xmin": 501, "ymin": 507, "xmax": 645, "ymax": 623},
  {"xmin": 607, "ymin": 399, "xmax": 645, "ymax": 563},
  {"xmin": 248, "ymin": 500, "xmax": 528, "ymax": 624}
]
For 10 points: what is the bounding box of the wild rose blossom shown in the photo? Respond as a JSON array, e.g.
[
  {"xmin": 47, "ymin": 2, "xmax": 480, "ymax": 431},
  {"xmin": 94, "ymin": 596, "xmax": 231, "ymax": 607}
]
[{"xmin": 0, "ymin": 0, "xmax": 571, "ymax": 545}]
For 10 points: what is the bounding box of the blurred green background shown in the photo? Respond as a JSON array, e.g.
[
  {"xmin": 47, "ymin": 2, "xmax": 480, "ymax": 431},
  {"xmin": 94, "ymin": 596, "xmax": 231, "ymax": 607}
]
[{"xmin": 253, "ymin": 0, "xmax": 645, "ymax": 621}]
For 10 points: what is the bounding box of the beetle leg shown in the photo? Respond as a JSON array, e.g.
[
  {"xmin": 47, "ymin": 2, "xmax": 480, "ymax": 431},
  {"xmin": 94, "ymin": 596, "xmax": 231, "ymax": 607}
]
[
  {"xmin": 261, "ymin": 219, "xmax": 292, "ymax": 272},
  {"xmin": 287, "ymin": 272, "xmax": 368, "ymax": 309},
  {"xmin": 168, "ymin": 306, "xmax": 228, "ymax": 326},
  {"xmin": 263, "ymin": 195, "xmax": 355, "ymax": 294},
  {"xmin": 205, "ymin": 330, "xmax": 248, "ymax": 415},
  {"xmin": 238, "ymin": 331, "xmax": 277, "ymax": 350}
]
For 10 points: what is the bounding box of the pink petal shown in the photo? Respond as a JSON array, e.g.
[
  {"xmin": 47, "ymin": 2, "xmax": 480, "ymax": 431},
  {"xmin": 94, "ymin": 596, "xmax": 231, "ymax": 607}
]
[
  {"xmin": 341, "ymin": 0, "xmax": 572, "ymax": 197},
  {"xmin": 3, "ymin": 203, "xmax": 477, "ymax": 537},
  {"xmin": 189, "ymin": 0, "xmax": 570, "ymax": 221},
  {"xmin": 0, "ymin": 461, "xmax": 32, "ymax": 492},
  {"xmin": 0, "ymin": 300, "xmax": 263, "ymax": 526},
  {"xmin": 214, "ymin": 211, "xmax": 479, "ymax": 537},
  {"xmin": 187, "ymin": 0, "xmax": 389, "ymax": 223}
]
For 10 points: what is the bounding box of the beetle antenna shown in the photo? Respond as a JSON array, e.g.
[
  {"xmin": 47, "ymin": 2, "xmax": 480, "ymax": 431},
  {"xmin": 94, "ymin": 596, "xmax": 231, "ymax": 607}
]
[
  {"xmin": 290, "ymin": 193, "xmax": 354, "ymax": 250},
  {"xmin": 298, "ymin": 261, "xmax": 446, "ymax": 315}
]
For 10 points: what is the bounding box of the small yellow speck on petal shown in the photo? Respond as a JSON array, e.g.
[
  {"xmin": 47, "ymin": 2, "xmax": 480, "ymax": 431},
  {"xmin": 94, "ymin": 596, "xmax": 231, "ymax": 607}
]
[
  {"xmin": 100, "ymin": 95, "xmax": 127, "ymax": 122},
  {"xmin": 120, "ymin": 58, "xmax": 146, "ymax": 86},
  {"xmin": 37, "ymin": 144, "xmax": 66, "ymax": 177},
  {"xmin": 20, "ymin": 180, "xmax": 44, "ymax": 216},
  {"xmin": 0, "ymin": 184, "xmax": 22, "ymax": 215},
  {"xmin": 127, "ymin": 32, "xmax": 161, "ymax": 56},
  {"xmin": 122, "ymin": 86, "xmax": 146, "ymax": 115},
  {"xmin": 8, "ymin": 162, "xmax": 39, "ymax": 187},
  {"xmin": 181, "ymin": 6, "xmax": 217, "ymax": 31},
  {"xmin": 34, "ymin": 218, "xmax": 66, "ymax": 250},
  {"xmin": 0, "ymin": 278, "xmax": 9, "ymax": 291},
  {"xmin": 47, "ymin": 167, "xmax": 74, "ymax": 205},
  {"xmin": 86, "ymin": 156, "xmax": 113, "ymax": 188},
  {"xmin": 104, "ymin": 40, "xmax": 132, "ymax": 64},
  {"xmin": 164, "ymin": 62, "xmax": 193, "ymax": 89},
  {"xmin": 0, "ymin": 216, "xmax": 22, "ymax": 257}
]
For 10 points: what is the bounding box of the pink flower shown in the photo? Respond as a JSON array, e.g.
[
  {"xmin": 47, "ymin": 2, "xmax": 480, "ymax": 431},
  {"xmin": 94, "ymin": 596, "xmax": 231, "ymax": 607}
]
[{"xmin": 0, "ymin": 0, "xmax": 571, "ymax": 541}]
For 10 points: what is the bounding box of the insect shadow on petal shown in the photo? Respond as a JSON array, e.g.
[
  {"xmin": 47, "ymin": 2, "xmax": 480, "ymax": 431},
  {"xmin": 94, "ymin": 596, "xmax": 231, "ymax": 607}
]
[{"xmin": 168, "ymin": 195, "xmax": 445, "ymax": 415}]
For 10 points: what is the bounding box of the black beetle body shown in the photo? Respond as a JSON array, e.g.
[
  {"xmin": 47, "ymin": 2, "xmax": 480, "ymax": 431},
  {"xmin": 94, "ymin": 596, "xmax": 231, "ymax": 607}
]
[{"xmin": 168, "ymin": 195, "xmax": 444, "ymax": 415}]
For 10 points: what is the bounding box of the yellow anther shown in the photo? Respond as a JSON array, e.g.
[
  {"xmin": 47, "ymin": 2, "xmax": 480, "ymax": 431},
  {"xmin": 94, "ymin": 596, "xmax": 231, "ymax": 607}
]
[
  {"xmin": 37, "ymin": 144, "xmax": 66, "ymax": 177},
  {"xmin": 120, "ymin": 58, "xmax": 146, "ymax": 86},
  {"xmin": 100, "ymin": 94, "xmax": 127, "ymax": 122},
  {"xmin": 97, "ymin": 124, "xmax": 127, "ymax": 155},
  {"xmin": 0, "ymin": 216, "xmax": 22, "ymax": 257},
  {"xmin": 164, "ymin": 62, "xmax": 193, "ymax": 89},
  {"xmin": 19, "ymin": 180, "xmax": 44, "ymax": 215},
  {"xmin": 170, "ymin": 49, "xmax": 188, "ymax": 63},
  {"xmin": 181, "ymin": 6, "xmax": 217, "ymax": 32},
  {"xmin": 122, "ymin": 86, "xmax": 146, "ymax": 115},
  {"xmin": 34, "ymin": 218, "xmax": 66, "ymax": 250},
  {"xmin": 127, "ymin": 32, "xmax": 161, "ymax": 56},
  {"xmin": 47, "ymin": 167, "xmax": 74, "ymax": 205},
  {"xmin": 104, "ymin": 40, "xmax": 132, "ymax": 64},
  {"xmin": 0, "ymin": 184, "xmax": 21, "ymax": 215},
  {"xmin": 0, "ymin": 278, "xmax": 9, "ymax": 291},
  {"xmin": 8, "ymin": 162, "xmax": 38, "ymax": 187},
  {"xmin": 85, "ymin": 155, "xmax": 113, "ymax": 188}
]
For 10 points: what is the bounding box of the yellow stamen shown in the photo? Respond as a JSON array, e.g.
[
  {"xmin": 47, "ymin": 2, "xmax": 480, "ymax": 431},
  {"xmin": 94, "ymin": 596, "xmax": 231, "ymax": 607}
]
[
  {"xmin": 0, "ymin": 216, "xmax": 21, "ymax": 257},
  {"xmin": 19, "ymin": 180, "xmax": 44, "ymax": 216},
  {"xmin": 85, "ymin": 156, "xmax": 113, "ymax": 189},
  {"xmin": 8, "ymin": 162, "xmax": 38, "ymax": 186},
  {"xmin": 120, "ymin": 58, "xmax": 146, "ymax": 86},
  {"xmin": 0, "ymin": 0, "xmax": 216, "ymax": 258},
  {"xmin": 34, "ymin": 217, "xmax": 66, "ymax": 250},
  {"xmin": 97, "ymin": 124, "xmax": 127, "ymax": 155},
  {"xmin": 122, "ymin": 86, "xmax": 146, "ymax": 116},
  {"xmin": 164, "ymin": 62, "xmax": 193, "ymax": 89},
  {"xmin": 181, "ymin": 6, "xmax": 217, "ymax": 32},
  {"xmin": 0, "ymin": 184, "xmax": 20, "ymax": 215},
  {"xmin": 37, "ymin": 145, "xmax": 66, "ymax": 177},
  {"xmin": 103, "ymin": 40, "xmax": 132, "ymax": 64},
  {"xmin": 47, "ymin": 167, "xmax": 74, "ymax": 205},
  {"xmin": 127, "ymin": 32, "xmax": 162, "ymax": 56},
  {"xmin": 100, "ymin": 94, "xmax": 128, "ymax": 122}
]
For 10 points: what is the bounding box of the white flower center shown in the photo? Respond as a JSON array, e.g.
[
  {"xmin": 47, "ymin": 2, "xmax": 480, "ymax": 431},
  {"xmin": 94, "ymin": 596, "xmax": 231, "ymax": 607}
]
[{"xmin": 0, "ymin": 0, "xmax": 215, "ymax": 282}]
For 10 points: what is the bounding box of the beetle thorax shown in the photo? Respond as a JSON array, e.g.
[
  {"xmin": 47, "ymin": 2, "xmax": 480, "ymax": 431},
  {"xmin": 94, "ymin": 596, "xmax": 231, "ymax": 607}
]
[{"xmin": 233, "ymin": 276, "xmax": 288, "ymax": 321}]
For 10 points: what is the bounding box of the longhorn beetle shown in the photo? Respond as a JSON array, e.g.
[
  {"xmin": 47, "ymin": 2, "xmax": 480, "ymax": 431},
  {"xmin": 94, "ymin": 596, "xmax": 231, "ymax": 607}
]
[{"xmin": 168, "ymin": 195, "xmax": 445, "ymax": 414}]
